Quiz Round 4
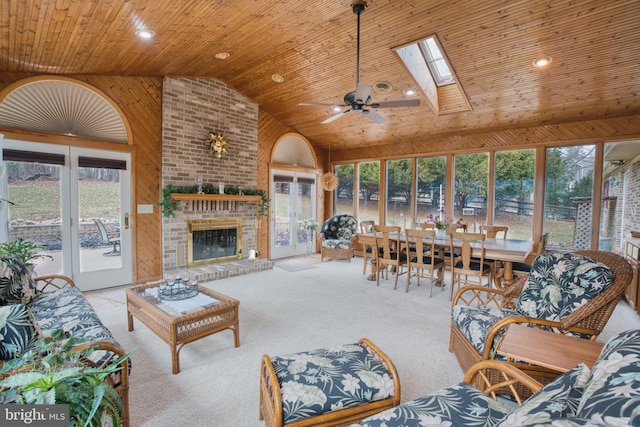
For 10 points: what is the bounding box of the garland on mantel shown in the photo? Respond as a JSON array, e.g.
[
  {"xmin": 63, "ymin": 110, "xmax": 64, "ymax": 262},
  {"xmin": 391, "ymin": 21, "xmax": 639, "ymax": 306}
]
[{"xmin": 158, "ymin": 184, "xmax": 270, "ymax": 218}]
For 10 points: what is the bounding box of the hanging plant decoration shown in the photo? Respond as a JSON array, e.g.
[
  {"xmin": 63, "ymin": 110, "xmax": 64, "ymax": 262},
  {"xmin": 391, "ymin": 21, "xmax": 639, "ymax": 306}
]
[{"xmin": 205, "ymin": 132, "xmax": 228, "ymax": 158}]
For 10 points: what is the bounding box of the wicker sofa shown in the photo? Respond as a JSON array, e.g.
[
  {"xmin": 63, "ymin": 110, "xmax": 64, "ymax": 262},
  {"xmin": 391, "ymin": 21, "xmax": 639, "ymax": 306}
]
[
  {"xmin": 354, "ymin": 328, "xmax": 640, "ymax": 426},
  {"xmin": 0, "ymin": 255, "xmax": 129, "ymax": 426}
]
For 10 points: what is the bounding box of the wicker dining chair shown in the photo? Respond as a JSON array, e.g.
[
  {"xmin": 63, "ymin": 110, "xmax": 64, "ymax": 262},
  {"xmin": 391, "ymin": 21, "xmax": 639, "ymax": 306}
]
[
  {"xmin": 405, "ymin": 228, "xmax": 445, "ymax": 296},
  {"xmin": 373, "ymin": 225, "xmax": 407, "ymax": 290},
  {"xmin": 449, "ymin": 250, "xmax": 633, "ymax": 391}
]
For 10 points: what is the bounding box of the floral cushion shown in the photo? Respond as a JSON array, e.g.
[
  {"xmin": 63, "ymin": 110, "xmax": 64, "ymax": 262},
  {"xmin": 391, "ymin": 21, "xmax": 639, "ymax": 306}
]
[
  {"xmin": 0, "ymin": 303, "xmax": 40, "ymax": 360},
  {"xmin": 0, "ymin": 255, "xmax": 40, "ymax": 306},
  {"xmin": 452, "ymin": 305, "xmax": 515, "ymax": 357},
  {"xmin": 515, "ymin": 253, "xmax": 614, "ymax": 325},
  {"xmin": 28, "ymin": 286, "xmax": 119, "ymax": 364},
  {"xmin": 270, "ymin": 342, "xmax": 396, "ymax": 424},
  {"xmin": 320, "ymin": 214, "xmax": 357, "ymax": 241},
  {"xmin": 358, "ymin": 382, "xmax": 510, "ymax": 427},
  {"xmin": 321, "ymin": 239, "xmax": 353, "ymax": 250},
  {"xmin": 574, "ymin": 329, "xmax": 640, "ymax": 425},
  {"xmin": 496, "ymin": 363, "xmax": 591, "ymax": 426}
]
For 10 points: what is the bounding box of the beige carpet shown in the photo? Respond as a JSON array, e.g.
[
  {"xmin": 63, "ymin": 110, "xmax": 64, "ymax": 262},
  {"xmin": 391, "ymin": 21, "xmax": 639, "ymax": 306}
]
[{"xmin": 95, "ymin": 259, "xmax": 640, "ymax": 427}]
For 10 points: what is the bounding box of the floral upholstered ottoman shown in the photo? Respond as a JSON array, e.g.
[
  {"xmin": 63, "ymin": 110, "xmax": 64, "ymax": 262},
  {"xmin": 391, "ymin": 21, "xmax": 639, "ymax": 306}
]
[{"xmin": 259, "ymin": 338, "xmax": 400, "ymax": 427}]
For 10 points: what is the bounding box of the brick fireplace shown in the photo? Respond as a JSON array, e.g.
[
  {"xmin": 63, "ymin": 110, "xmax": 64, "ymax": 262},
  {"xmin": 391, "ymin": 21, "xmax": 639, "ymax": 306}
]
[{"xmin": 161, "ymin": 77, "xmax": 262, "ymax": 273}]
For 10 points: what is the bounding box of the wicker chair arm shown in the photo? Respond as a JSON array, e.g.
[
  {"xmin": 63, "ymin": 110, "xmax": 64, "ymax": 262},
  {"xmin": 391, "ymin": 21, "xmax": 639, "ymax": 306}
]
[
  {"xmin": 260, "ymin": 354, "xmax": 284, "ymax": 426},
  {"xmin": 451, "ymin": 284, "xmax": 509, "ymax": 310},
  {"xmin": 33, "ymin": 274, "xmax": 76, "ymax": 292},
  {"xmin": 463, "ymin": 359, "xmax": 543, "ymax": 405}
]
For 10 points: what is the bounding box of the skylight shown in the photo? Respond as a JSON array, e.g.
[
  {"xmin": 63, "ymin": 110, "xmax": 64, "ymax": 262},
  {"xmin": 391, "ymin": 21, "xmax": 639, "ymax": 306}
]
[
  {"xmin": 393, "ymin": 34, "xmax": 469, "ymax": 115},
  {"xmin": 419, "ymin": 37, "xmax": 454, "ymax": 87}
]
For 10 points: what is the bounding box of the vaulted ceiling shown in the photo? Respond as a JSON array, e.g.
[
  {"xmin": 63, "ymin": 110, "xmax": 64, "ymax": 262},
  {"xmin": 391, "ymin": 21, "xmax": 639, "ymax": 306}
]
[{"xmin": 1, "ymin": 0, "xmax": 639, "ymax": 152}]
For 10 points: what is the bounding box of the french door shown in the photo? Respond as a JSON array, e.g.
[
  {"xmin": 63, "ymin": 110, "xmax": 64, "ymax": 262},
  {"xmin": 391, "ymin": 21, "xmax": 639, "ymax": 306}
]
[
  {"xmin": 270, "ymin": 170, "xmax": 317, "ymax": 259},
  {"xmin": 0, "ymin": 138, "xmax": 132, "ymax": 290}
]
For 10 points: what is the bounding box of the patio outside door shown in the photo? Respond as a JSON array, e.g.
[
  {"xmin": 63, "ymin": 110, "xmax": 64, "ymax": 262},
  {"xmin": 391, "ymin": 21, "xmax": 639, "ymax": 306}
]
[
  {"xmin": 0, "ymin": 138, "xmax": 132, "ymax": 291},
  {"xmin": 270, "ymin": 171, "xmax": 316, "ymax": 259}
]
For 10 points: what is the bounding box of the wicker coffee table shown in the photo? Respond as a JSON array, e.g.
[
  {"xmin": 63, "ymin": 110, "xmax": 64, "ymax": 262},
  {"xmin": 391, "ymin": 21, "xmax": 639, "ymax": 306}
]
[{"xmin": 126, "ymin": 283, "xmax": 240, "ymax": 374}]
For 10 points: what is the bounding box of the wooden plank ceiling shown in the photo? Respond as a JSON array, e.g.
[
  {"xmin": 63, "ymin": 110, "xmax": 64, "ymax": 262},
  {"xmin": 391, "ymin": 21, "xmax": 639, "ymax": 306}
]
[{"xmin": 1, "ymin": 0, "xmax": 639, "ymax": 152}]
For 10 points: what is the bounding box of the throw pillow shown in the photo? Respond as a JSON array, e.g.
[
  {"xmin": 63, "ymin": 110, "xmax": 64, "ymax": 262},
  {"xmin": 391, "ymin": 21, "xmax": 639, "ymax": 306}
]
[
  {"xmin": 0, "ymin": 303, "xmax": 39, "ymax": 360},
  {"xmin": 496, "ymin": 363, "xmax": 591, "ymax": 427},
  {"xmin": 574, "ymin": 329, "xmax": 640, "ymax": 425},
  {"xmin": 0, "ymin": 255, "xmax": 40, "ymax": 306},
  {"xmin": 516, "ymin": 252, "xmax": 614, "ymax": 323}
]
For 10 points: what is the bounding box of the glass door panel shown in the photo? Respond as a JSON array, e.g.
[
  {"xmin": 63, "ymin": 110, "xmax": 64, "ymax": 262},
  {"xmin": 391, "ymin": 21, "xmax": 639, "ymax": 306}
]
[
  {"xmin": 70, "ymin": 147, "xmax": 131, "ymax": 290},
  {"xmin": 77, "ymin": 167, "xmax": 123, "ymax": 272},
  {"xmin": 2, "ymin": 151, "xmax": 63, "ymax": 276}
]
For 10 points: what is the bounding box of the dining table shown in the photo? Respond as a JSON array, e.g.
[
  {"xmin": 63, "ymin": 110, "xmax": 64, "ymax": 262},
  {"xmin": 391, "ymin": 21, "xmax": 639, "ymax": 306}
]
[{"xmin": 355, "ymin": 232, "xmax": 533, "ymax": 287}]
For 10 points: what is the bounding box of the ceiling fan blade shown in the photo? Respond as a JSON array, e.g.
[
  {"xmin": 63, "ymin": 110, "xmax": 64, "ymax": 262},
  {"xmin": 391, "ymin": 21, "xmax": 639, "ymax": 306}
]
[
  {"xmin": 373, "ymin": 99, "xmax": 421, "ymax": 108},
  {"xmin": 321, "ymin": 109, "xmax": 352, "ymax": 124},
  {"xmin": 362, "ymin": 109, "xmax": 386, "ymax": 124},
  {"xmin": 299, "ymin": 102, "xmax": 339, "ymax": 107},
  {"xmin": 354, "ymin": 84, "xmax": 372, "ymax": 103}
]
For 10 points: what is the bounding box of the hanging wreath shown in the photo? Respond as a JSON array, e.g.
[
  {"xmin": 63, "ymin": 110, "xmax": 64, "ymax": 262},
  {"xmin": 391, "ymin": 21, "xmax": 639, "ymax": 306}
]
[{"xmin": 204, "ymin": 132, "xmax": 228, "ymax": 158}]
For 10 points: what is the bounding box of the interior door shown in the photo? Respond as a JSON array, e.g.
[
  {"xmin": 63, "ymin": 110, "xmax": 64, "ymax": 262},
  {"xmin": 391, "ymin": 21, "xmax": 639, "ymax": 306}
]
[
  {"xmin": 270, "ymin": 170, "xmax": 316, "ymax": 259},
  {"xmin": 0, "ymin": 138, "xmax": 132, "ymax": 290}
]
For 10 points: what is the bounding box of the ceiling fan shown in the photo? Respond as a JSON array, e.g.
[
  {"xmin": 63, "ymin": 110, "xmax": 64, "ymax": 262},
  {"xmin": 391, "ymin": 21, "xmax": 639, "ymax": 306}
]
[{"xmin": 299, "ymin": 0, "xmax": 420, "ymax": 124}]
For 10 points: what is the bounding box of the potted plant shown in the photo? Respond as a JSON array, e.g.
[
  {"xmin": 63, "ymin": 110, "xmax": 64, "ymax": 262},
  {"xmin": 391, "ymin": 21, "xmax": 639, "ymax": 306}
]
[
  {"xmin": 0, "ymin": 329, "xmax": 131, "ymax": 427},
  {"xmin": 0, "ymin": 238, "xmax": 53, "ymax": 271}
]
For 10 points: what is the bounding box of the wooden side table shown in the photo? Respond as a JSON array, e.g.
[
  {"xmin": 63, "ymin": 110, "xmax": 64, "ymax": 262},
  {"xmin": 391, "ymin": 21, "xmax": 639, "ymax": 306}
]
[{"xmin": 497, "ymin": 324, "xmax": 604, "ymax": 373}]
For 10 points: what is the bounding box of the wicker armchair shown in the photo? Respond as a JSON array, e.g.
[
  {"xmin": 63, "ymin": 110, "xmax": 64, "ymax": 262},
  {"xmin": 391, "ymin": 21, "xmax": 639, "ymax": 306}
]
[
  {"xmin": 319, "ymin": 214, "xmax": 357, "ymax": 262},
  {"xmin": 449, "ymin": 250, "xmax": 633, "ymax": 389}
]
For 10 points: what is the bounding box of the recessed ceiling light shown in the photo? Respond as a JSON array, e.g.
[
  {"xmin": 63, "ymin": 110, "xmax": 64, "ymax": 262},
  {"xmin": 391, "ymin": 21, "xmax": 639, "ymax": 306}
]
[
  {"xmin": 215, "ymin": 52, "xmax": 231, "ymax": 60},
  {"xmin": 332, "ymin": 105, "xmax": 343, "ymax": 112},
  {"xmin": 135, "ymin": 29, "xmax": 155, "ymax": 39},
  {"xmin": 533, "ymin": 56, "xmax": 552, "ymax": 68},
  {"xmin": 403, "ymin": 88, "xmax": 417, "ymax": 96},
  {"xmin": 271, "ymin": 74, "xmax": 284, "ymax": 83}
]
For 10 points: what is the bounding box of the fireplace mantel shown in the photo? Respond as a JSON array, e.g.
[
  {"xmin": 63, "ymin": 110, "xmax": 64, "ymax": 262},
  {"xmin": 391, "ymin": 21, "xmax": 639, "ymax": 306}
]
[
  {"xmin": 170, "ymin": 194, "xmax": 262, "ymax": 202},
  {"xmin": 170, "ymin": 193, "xmax": 262, "ymax": 213}
]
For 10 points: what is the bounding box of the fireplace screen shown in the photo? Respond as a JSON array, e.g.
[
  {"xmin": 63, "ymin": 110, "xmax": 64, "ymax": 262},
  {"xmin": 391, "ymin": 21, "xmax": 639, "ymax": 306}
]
[{"xmin": 187, "ymin": 219, "xmax": 242, "ymax": 267}]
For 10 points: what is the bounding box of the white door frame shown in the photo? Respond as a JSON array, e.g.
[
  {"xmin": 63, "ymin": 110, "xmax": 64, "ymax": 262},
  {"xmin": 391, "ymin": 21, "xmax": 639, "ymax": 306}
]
[{"xmin": 270, "ymin": 169, "xmax": 317, "ymax": 259}]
